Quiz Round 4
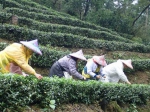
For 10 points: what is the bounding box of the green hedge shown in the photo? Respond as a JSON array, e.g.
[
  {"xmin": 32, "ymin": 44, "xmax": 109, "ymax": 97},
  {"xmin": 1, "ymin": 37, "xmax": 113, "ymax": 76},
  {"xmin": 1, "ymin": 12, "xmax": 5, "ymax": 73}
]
[
  {"xmin": 0, "ymin": 74, "xmax": 149, "ymax": 111},
  {"xmin": 6, "ymin": 0, "xmax": 119, "ymax": 33},
  {"xmin": 1, "ymin": 0, "xmax": 73, "ymax": 19},
  {"xmin": 0, "ymin": 10, "xmax": 133, "ymax": 43},
  {"xmin": 2, "ymin": 0, "xmax": 48, "ymax": 10},
  {"xmin": 0, "ymin": 24, "xmax": 149, "ymax": 53},
  {"xmin": 2, "ymin": 5, "xmax": 119, "ymax": 36},
  {"xmin": 0, "ymin": 42, "xmax": 150, "ymax": 73},
  {"xmin": 0, "ymin": 42, "xmax": 69, "ymax": 67},
  {"xmin": 0, "ymin": 0, "xmax": 135, "ymax": 38}
]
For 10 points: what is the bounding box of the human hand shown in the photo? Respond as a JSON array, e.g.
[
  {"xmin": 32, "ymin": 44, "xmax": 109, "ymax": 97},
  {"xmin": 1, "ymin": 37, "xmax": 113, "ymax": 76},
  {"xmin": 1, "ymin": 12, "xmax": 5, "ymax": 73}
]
[
  {"xmin": 22, "ymin": 72, "xmax": 29, "ymax": 77},
  {"xmin": 83, "ymin": 76, "xmax": 86, "ymax": 80},
  {"xmin": 35, "ymin": 73, "xmax": 43, "ymax": 79},
  {"xmin": 96, "ymin": 75, "xmax": 101, "ymax": 79},
  {"xmin": 127, "ymin": 81, "xmax": 131, "ymax": 84},
  {"xmin": 103, "ymin": 75, "xmax": 106, "ymax": 78}
]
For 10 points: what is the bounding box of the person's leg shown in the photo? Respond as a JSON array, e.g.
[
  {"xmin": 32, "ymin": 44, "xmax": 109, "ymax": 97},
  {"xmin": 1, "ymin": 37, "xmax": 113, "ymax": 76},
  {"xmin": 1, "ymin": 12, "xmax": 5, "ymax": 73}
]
[
  {"xmin": 49, "ymin": 61, "xmax": 64, "ymax": 77},
  {"xmin": 9, "ymin": 63, "xmax": 23, "ymax": 75},
  {"xmin": 63, "ymin": 72, "xmax": 72, "ymax": 79},
  {"xmin": 22, "ymin": 72, "xmax": 29, "ymax": 77}
]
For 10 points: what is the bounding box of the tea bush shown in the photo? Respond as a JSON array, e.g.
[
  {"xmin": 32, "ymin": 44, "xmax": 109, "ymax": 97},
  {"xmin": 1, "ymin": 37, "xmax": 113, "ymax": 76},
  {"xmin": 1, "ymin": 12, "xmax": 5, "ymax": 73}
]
[
  {"xmin": 0, "ymin": 74, "xmax": 149, "ymax": 111},
  {"xmin": 0, "ymin": 24, "xmax": 149, "ymax": 53},
  {"xmin": 0, "ymin": 0, "xmax": 120, "ymax": 36},
  {"xmin": 0, "ymin": 42, "xmax": 149, "ymax": 73}
]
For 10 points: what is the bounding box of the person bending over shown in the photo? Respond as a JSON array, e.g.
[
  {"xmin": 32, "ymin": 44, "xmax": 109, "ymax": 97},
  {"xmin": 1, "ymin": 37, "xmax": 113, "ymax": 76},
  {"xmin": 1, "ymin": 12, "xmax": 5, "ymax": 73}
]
[
  {"xmin": 99, "ymin": 59, "xmax": 133, "ymax": 84},
  {"xmin": 0, "ymin": 39, "xmax": 43, "ymax": 79},
  {"xmin": 49, "ymin": 50, "xmax": 87, "ymax": 80}
]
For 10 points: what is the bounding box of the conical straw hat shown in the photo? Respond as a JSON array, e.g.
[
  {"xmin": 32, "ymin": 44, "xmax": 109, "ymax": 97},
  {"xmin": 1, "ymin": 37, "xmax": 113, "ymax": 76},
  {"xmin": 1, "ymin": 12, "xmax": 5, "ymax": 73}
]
[
  {"xmin": 20, "ymin": 39, "xmax": 42, "ymax": 55},
  {"xmin": 93, "ymin": 55, "xmax": 107, "ymax": 66},
  {"xmin": 120, "ymin": 59, "xmax": 133, "ymax": 69},
  {"xmin": 69, "ymin": 49, "xmax": 86, "ymax": 61}
]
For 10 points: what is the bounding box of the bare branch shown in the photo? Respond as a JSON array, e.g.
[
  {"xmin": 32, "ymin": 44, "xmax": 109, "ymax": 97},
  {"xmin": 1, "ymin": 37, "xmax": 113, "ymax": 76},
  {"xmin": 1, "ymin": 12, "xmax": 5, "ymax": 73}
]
[{"xmin": 132, "ymin": 4, "xmax": 150, "ymax": 26}]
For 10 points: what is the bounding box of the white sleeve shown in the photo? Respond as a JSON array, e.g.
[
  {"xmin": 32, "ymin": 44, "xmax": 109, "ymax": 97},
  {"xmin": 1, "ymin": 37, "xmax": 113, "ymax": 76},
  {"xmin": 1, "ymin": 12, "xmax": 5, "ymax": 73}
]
[
  {"xmin": 116, "ymin": 66, "xmax": 129, "ymax": 82},
  {"xmin": 86, "ymin": 61, "xmax": 96, "ymax": 77}
]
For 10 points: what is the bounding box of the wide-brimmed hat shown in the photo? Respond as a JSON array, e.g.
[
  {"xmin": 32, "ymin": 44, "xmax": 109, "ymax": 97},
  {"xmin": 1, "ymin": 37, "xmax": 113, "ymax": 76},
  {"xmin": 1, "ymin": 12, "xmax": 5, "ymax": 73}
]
[
  {"xmin": 69, "ymin": 50, "xmax": 87, "ymax": 61},
  {"xmin": 120, "ymin": 59, "xmax": 133, "ymax": 69},
  {"xmin": 93, "ymin": 55, "xmax": 107, "ymax": 66},
  {"xmin": 20, "ymin": 39, "xmax": 42, "ymax": 55}
]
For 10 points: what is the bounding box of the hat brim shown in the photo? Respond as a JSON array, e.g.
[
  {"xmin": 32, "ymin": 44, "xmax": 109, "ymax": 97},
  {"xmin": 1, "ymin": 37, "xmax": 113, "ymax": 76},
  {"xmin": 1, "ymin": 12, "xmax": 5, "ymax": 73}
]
[
  {"xmin": 121, "ymin": 60, "xmax": 133, "ymax": 69},
  {"xmin": 69, "ymin": 54, "xmax": 87, "ymax": 61},
  {"xmin": 97, "ymin": 61, "xmax": 107, "ymax": 66},
  {"xmin": 20, "ymin": 41, "xmax": 42, "ymax": 55},
  {"xmin": 93, "ymin": 55, "xmax": 107, "ymax": 66}
]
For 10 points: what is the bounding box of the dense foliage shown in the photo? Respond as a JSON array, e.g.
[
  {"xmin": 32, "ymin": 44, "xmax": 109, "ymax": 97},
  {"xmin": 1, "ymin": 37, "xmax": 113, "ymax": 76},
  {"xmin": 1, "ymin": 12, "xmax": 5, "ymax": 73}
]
[
  {"xmin": 0, "ymin": 0, "xmax": 150, "ymax": 111},
  {"xmin": 1, "ymin": 24, "xmax": 150, "ymax": 53},
  {"xmin": 0, "ymin": 74, "xmax": 149, "ymax": 111},
  {"xmin": 31, "ymin": 0, "xmax": 150, "ymax": 44},
  {"xmin": 0, "ymin": 42, "xmax": 149, "ymax": 74}
]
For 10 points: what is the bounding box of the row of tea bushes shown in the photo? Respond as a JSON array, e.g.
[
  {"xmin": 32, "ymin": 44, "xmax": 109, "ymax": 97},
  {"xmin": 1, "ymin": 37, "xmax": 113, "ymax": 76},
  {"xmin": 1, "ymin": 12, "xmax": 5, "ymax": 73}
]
[
  {"xmin": 0, "ymin": 24, "xmax": 149, "ymax": 53},
  {"xmin": 0, "ymin": 42, "xmax": 69, "ymax": 67},
  {"xmin": 0, "ymin": 10, "xmax": 133, "ymax": 43},
  {"xmin": 0, "ymin": 74, "xmax": 149, "ymax": 111},
  {"xmin": 0, "ymin": 12, "xmax": 11, "ymax": 24},
  {"xmin": 2, "ymin": 0, "xmax": 47, "ymax": 10},
  {"xmin": 1, "ymin": 0, "xmax": 73, "ymax": 18},
  {"xmin": 0, "ymin": 42, "xmax": 149, "ymax": 73},
  {"xmin": 1, "ymin": 0, "xmax": 120, "ymax": 36}
]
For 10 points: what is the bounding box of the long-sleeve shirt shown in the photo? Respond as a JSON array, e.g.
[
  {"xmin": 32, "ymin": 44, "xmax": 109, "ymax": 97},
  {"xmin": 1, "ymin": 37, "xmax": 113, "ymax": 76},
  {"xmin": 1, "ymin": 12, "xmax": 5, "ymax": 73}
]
[
  {"xmin": 0, "ymin": 43, "xmax": 36, "ymax": 75},
  {"xmin": 58, "ymin": 55, "xmax": 84, "ymax": 79},
  {"xmin": 86, "ymin": 59, "xmax": 100, "ymax": 77},
  {"xmin": 101, "ymin": 59, "xmax": 129, "ymax": 83}
]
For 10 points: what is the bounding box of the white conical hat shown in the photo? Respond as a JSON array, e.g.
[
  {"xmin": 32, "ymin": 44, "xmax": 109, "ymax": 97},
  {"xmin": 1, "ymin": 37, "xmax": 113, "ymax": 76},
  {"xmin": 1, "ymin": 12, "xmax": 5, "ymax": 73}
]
[
  {"xmin": 120, "ymin": 59, "xmax": 133, "ymax": 69},
  {"xmin": 20, "ymin": 39, "xmax": 42, "ymax": 55},
  {"xmin": 69, "ymin": 49, "xmax": 87, "ymax": 61},
  {"xmin": 93, "ymin": 55, "xmax": 107, "ymax": 66}
]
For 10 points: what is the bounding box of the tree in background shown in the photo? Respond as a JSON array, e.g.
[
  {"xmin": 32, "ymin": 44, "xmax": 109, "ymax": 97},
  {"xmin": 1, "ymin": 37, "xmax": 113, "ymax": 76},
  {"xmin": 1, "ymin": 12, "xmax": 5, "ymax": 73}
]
[
  {"xmin": 31, "ymin": 0, "xmax": 150, "ymax": 44},
  {"xmin": 132, "ymin": 0, "xmax": 150, "ymax": 45},
  {"xmin": 85, "ymin": 0, "xmax": 137, "ymax": 34}
]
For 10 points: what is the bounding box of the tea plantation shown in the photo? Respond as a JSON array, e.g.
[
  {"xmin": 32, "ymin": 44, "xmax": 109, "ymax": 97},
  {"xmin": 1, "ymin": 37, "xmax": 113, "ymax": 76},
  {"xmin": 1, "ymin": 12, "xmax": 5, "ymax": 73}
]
[{"xmin": 0, "ymin": 0, "xmax": 150, "ymax": 112}]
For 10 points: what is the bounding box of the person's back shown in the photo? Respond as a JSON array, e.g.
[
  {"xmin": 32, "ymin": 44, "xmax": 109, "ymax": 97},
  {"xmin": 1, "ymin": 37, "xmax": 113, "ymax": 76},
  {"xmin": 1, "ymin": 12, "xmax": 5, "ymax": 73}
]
[
  {"xmin": 4, "ymin": 43, "xmax": 27, "ymax": 62},
  {"xmin": 82, "ymin": 55, "xmax": 107, "ymax": 80},
  {"xmin": 4, "ymin": 43, "xmax": 21, "ymax": 52},
  {"xmin": 100, "ymin": 59, "xmax": 133, "ymax": 84},
  {"xmin": 0, "ymin": 39, "xmax": 43, "ymax": 79},
  {"xmin": 49, "ymin": 50, "xmax": 87, "ymax": 80},
  {"xmin": 102, "ymin": 60, "xmax": 123, "ymax": 82},
  {"xmin": 58, "ymin": 55, "xmax": 72, "ymax": 73},
  {"xmin": 0, "ymin": 43, "xmax": 22, "ymax": 73}
]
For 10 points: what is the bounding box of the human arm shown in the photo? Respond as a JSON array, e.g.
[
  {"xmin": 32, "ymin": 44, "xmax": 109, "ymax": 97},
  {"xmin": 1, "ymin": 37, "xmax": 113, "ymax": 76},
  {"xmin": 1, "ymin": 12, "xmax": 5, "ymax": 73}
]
[
  {"xmin": 17, "ymin": 61, "xmax": 42, "ymax": 79},
  {"xmin": 116, "ymin": 67, "xmax": 130, "ymax": 84},
  {"xmin": 126, "ymin": 81, "xmax": 131, "ymax": 84},
  {"xmin": 99, "ymin": 67, "xmax": 106, "ymax": 78},
  {"xmin": 16, "ymin": 60, "xmax": 43, "ymax": 79},
  {"xmin": 13, "ymin": 54, "xmax": 43, "ymax": 79},
  {"xmin": 68, "ymin": 59, "xmax": 85, "ymax": 80},
  {"xmin": 4, "ymin": 43, "xmax": 43, "ymax": 79},
  {"xmin": 86, "ymin": 61, "xmax": 99, "ymax": 78}
]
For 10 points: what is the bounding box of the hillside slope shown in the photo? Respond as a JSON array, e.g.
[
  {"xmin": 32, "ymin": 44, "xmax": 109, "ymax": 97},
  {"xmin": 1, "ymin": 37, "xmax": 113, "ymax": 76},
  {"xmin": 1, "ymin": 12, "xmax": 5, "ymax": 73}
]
[{"xmin": 0, "ymin": 0, "xmax": 150, "ymax": 112}]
